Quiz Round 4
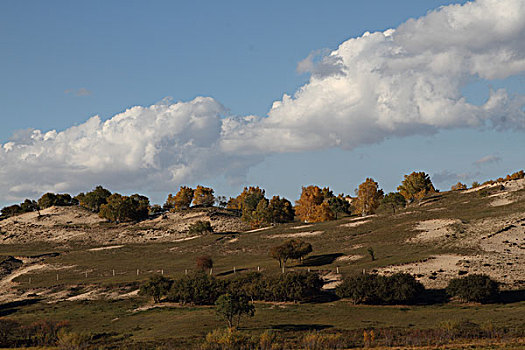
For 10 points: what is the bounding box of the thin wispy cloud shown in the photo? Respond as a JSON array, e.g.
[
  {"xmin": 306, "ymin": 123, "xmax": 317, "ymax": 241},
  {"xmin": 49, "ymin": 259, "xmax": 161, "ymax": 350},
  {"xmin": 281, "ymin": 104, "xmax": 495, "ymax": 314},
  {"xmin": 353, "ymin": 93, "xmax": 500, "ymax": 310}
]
[
  {"xmin": 65, "ymin": 88, "xmax": 92, "ymax": 96},
  {"xmin": 1, "ymin": 0, "xmax": 524, "ymax": 202},
  {"xmin": 474, "ymin": 155, "xmax": 502, "ymax": 166},
  {"xmin": 433, "ymin": 170, "xmax": 480, "ymax": 185}
]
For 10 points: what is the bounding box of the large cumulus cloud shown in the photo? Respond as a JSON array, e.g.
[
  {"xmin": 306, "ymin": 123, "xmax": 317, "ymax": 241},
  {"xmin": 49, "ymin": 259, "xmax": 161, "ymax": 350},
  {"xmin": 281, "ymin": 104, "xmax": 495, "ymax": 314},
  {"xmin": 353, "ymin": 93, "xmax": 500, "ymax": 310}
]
[
  {"xmin": 222, "ymin": 0, "xmax": 525, "ymax": 154},
  {"xmin": 1, "ymin": 0, "xmax": 525, "ymax": 202}
]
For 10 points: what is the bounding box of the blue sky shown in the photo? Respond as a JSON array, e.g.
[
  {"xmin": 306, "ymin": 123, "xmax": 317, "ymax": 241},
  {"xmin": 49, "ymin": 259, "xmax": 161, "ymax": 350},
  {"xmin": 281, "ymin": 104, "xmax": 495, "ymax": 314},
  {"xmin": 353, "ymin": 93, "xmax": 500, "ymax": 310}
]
[{"xmin": 1, "ymin": 0, "xmax": 524, "ymax": 206}]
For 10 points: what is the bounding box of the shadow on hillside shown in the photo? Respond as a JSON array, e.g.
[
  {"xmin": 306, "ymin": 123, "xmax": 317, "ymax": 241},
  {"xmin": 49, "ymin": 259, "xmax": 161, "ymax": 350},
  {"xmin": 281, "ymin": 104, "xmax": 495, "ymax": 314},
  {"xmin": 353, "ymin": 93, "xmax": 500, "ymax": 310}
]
[
  {"xmin": 499, "ymin": 289, "xmax": 525, "ymax": 303},
  {"xmin": 301, "ymin": 253, "xmax": 344, "ymax": 267},
  {"xmin": 0, "ymin": 298, "xmax": 41, "ymax": 317},
  {"xmin": 271, "ymin": 324, "xmax": 332, "ymax": 331},
  {"xmin": 216, "ymin": 268, "xmax": 248, "ymax": 276}
]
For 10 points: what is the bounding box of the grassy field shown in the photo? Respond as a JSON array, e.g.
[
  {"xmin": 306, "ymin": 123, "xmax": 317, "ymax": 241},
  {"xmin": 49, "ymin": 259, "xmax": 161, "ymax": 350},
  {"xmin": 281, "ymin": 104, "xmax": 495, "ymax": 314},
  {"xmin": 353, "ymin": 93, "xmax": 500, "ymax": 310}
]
[{"xmin": 0, "ymin": 186, "xmax": 524, "ymax": 348}]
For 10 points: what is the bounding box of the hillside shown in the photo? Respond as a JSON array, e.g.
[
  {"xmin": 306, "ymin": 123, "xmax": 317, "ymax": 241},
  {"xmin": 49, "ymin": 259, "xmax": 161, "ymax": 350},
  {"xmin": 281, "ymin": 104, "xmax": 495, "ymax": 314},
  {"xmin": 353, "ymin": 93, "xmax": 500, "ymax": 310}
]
[{"xmin": 0, "ymin": 178, "xmax": 523, "ymax": 348}]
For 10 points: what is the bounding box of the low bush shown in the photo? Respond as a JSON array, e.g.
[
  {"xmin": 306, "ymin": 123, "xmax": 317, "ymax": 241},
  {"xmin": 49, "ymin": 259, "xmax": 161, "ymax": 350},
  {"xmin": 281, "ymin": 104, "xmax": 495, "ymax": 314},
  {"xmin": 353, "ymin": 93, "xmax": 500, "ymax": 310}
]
[
  {"xmin": 167, "ymin": 272, "xmax": 227, "ymax": 305},
  {"xmin": 446, "ymin": 274, "xmax": 499, "ymax": 303},
  {"xmin": 189, "ymin": 220, "xmax": 213, "ymax": 235},
  {"xmin": 336, "ymin": 273, "xmax": 424, "ymax": 304}
]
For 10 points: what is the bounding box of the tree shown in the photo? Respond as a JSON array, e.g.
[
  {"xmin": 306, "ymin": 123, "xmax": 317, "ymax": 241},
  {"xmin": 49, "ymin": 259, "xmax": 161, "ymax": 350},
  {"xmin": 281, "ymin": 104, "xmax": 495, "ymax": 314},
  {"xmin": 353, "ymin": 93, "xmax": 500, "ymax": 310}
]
[
  {"xmin": 446, "ymin": 274, "xmax": 499, "ymax": 303},
  {"xmin": 193, "ymin": 185, "xmax": 215, "ymax": 207},
  {"xmin": 164, "ymin": 186, "xmax": 194, "ymax": 211},
  {"xmin": 1, "ymin": 204, "xmax": 23, "ymax": 218},
  {"xmin": 196, "ymin": 255, "xmax": 213, "ymax": 273},
  {"xmin": 215, "ymin": 293, "xmax": 255, "ymax": 329},
  {"xmin": 353, "ymin": 178, "xmax": 384, "ymax": 216},
  {"xmin": 139, "ymin": 275, "xmax": 173, "ymax": 303},
  {"xmin": 188, "ymin": 220, "xmax": 213, "ymax": 235},
  {"xmin": 270, "ymin": 239, "xmax": 313, "ymax": 268},
  {"xmin": 379, "ymin": 192, "xmax": 406, "ymax": 214},
  {"xmin": 295, "ymin": 186, "xmax": 334, "ymax": 223},
  {"xmin": 76, "ymin": 186, "xmax": 112, "ymax": 212},
  {"xmin": 327, "ymin": 195, "xmax": 350, "ymax": 219},
  {"xmin": 99, "ymin": 193, "xmax": 150, "ymax": 222},
  {"xmin": 451, "ymin": 182, "xmax": 467, "ymax": 191},
  {"xmin": 267, "ymin": 196, "xmax": 295, "ymax": 223},
  {"xmin": 20, "ymin": 199, "xmax": 39, "ymax": 214},
  {"xmin": 397, "ymin": 172, "xmax": 436, "ymax": 203},
  {"xmin": 37, "ymin": 193, "xmax": 75, "ymax": 209}
]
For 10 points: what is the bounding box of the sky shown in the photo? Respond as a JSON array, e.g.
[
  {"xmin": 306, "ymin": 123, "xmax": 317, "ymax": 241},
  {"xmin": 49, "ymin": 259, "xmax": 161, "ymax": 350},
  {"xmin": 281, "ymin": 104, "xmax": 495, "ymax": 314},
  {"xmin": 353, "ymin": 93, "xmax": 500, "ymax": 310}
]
[{"xmin": 1, "ymin": 0, "xmax": 524, "ymax": 206}]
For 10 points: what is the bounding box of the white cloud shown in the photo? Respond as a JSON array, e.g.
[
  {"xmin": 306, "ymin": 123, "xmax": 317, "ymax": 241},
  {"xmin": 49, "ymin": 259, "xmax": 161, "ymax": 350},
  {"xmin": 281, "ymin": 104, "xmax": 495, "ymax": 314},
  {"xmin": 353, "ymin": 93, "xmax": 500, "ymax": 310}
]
[
  {"xmin": 223, "ymin": 0, "xmax": 525, "ymax": 154},
  {"xmin": 1, "ymin": 0, "xmax": 525, "ymax": 202},
  {"xmin": 433, "ymin": 170, "xmax": 479, "ymax": 185},
  {"xmin": 474, "ymin": 154, "xmax": 502, "ymax": 166}
]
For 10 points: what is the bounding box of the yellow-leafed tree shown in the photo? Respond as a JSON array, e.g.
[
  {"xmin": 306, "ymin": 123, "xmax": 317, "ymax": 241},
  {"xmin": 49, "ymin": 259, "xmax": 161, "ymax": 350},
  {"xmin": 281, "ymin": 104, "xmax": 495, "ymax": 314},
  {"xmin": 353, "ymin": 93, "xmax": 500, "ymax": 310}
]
[
  {"xmin": 192, "ymin": 185, "xmax": 215, "ymax": 207},
  {"xmin": 451, "ymin": 182, "xmax": 467, "ymax": 191},
  {"xmin": 397, "ymin": 171, "xmax": 436, "ymax": 202},
  {"xmin": 164, "ymin": 186, "xmax": 194, "ymax": 211},
  {"xmin": 295, "ymin": 185, "xmax": 334, "ymax": 223},
  {"xmin": 353, "ymin": 178, "xmax": 384, "ymax": 216}
]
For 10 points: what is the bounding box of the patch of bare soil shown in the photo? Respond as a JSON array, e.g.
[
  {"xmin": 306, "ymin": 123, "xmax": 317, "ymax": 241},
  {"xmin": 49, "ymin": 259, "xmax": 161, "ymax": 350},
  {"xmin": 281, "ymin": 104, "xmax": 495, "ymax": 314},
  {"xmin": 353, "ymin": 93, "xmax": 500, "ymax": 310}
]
[
  {"xmin": 0, "ymin": 206, "xmax": 248, "ymax": 244},
  {"xmin": 409, "ymin": 219, "xmax": 462, "ymax": 243},
  {"xmin": 266, "ymin": 231, "xmax": 324, "ymax": 239},
  {"xmin": 321, "ymin": 271, "xmax": 342, "ymax": 290},
  {"xmin": 340, "ymin": 220, "xmax": 370, "ymax": 228},
  {"xmin": 336, "ymin": 254, "xmax": 364, "ymax": 262}
]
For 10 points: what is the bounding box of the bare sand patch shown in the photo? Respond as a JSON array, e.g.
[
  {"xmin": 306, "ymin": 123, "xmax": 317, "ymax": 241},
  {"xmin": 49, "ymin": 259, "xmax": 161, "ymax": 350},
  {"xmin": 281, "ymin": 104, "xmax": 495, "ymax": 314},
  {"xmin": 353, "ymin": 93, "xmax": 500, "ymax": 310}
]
[
  {"xmin": 490, "ymin": 197, "xmax": 516, "ymax": 207},
  {"xmin": 336, "ymin": 254, "xmax": 363, "ymax": 262},
  {"xmin": 340, "ymin": 220, "xmax": 370, "ymax": 228},
  {"xmin": 291, "ymin": 224, "xmax": 313, "ymax": 230},
  {"xmin": 246, "ymin": 227, "xmax": 271, "ymax": 233},
  {"xmin": 172, "ymin": 236, "xmax": 200, "ymax": 242},
  {"xmin": 409, "ymin": 219, "xmax": 461, "ymax": 243},
  {"xmin": 227, "ymin": 238, "xmax": 238, "ymax": 243},
  {"xmin": 267, "ymin": 231, "xmax": 323, "ymax": 239},
  {"xmin": 88, "ymin": 245, "xmax": 124, "ymax": 252}
]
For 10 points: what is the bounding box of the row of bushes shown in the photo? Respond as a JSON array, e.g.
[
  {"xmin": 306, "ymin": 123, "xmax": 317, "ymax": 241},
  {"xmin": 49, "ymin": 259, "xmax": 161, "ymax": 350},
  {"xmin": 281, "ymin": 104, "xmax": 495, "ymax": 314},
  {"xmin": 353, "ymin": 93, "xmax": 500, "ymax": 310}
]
[
  {"xmin": 140, "ymin": 271, "xmax": 324, "ymax": 305},
  {"xmin": 201, "ymin": 320, "xmax": 524, "ymax": 350},
  {"xmin": 335, "ymin": 273, "xmax": 500, "ymax": 305}
]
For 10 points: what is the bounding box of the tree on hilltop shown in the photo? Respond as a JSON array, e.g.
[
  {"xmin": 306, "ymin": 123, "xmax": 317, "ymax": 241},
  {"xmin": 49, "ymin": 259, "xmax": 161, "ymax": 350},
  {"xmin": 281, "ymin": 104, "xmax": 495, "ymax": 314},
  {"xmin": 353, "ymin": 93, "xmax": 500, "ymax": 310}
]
[
  {"xmin": 397, "ymin": 172, "xmax": 436, "ymax": 203},
  {"xmin": 164, "ymin": 186, "xmax": 194, "ymax": 211},
  {"xmin": 192, "ymin": 185, "xmax": 215, "ymax": 207},
  {"xmin": 353, "ymin": 178, "xmax": 384, "ymax": 216}
]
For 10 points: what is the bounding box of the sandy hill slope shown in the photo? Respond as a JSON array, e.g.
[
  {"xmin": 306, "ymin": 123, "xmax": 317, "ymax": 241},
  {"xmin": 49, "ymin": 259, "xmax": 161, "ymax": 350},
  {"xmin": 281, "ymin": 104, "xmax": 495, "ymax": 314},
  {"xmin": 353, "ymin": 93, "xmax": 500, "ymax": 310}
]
[{"xmin": 0, "ymin": 206, "xmax": 248, "ymax": 244}]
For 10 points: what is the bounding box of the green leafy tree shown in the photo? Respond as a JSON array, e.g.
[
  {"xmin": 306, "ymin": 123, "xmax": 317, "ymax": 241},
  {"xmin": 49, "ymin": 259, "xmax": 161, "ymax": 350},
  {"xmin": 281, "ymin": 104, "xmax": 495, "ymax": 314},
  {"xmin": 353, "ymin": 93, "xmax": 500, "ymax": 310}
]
[
  {"xmin": 75, "ymin": 186, "xmax": 112, "ymax": 212},
  {"xmin": 380, "ymin": 192, "xmax": 406, "ymax": 214},
  {"xmin": 1, "ymin": 204, "xmax": 23, "ymax": 218},
  {"xmin": 215, "ymin": 293, "xmax": 255, "ymax": 329},
  {"xmin": 99, "ymin": 193, "xmax": 150, "ymax": 222},
  {"xmin": 37, "ymin": 193, "xmax": 75, "ymax": 209},
  {"xmin": 327, "ymin": 194, "xmax": 350, "ymax": 219},
  {"xmin": 270, "ymin": 239, "xmax": 313, "ymax": 268},
  {"xmin": 267, "ymin": 196, "xmax": 295, "ymax": 223},
  {"xmin": 139, "ymin": 275, "xmax": 173, "ymax": 303},
  {"xmin": 446, "ymin": 274, "xmax": 499, "ymax": 303},
  {"xmin": 397, "ymin": 172, "xmax": 436, "ymax": 202},
  {"xmin": 188, "ymin": 220, "xmax": 213, "ymax": 235}
]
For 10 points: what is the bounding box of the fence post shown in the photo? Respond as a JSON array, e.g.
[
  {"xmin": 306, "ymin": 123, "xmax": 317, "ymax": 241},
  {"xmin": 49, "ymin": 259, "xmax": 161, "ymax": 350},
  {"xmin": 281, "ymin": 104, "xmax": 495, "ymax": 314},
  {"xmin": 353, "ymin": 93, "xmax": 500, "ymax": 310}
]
[
  {"xmin": 257, "ymin": 266, "xmax": 260, "ymax": 272},
  {"xmin": 137, "ymin": 269, "xmax": 139, "ymax": 276},
  {"xmin": 336, "ymin": 267, "xmax": 339, "ymax": 274},
  {"xmin": 56, "ymin": 274, "xmax": 59, "ymax": 281},
  {"xmin": 113, "ymin": 269, "xmax": 115, "ymax": 277},
  {"xmin": 85, "ymin": 271, "xmax": 88, "ymax": 278},
  {"xmin": 233, "ymin": 267, "xmax": 236, "ymax": 274},
  {"xmin": 161, "ymin": 269, "xmax": 164, "ymax": 275},
  {"xmin": 185, "ymin": 269, "xmax": 188, "ymax": 275},
  {"xmin": 209, "ymin": 268, "xmax": 213, "ymax": 275}
]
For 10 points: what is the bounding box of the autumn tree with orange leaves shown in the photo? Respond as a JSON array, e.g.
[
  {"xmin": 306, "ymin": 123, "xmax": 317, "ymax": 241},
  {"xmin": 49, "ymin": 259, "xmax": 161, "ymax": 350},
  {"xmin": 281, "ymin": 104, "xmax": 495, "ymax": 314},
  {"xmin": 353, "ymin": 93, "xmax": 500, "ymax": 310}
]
[
  {"xmin": 353, "ymin": 178, "xmax": 384, "ymax": 216},
  {"xmin": 192, "ymin": 185, "xmax": 215, "ymax": 207},
  {"xmin": 295, "ymin": 186, "xmax": 335, "ymax": 223},
  {"xmin": 164, "ymin": 186, "xmax": 194, "ymax": 211}
]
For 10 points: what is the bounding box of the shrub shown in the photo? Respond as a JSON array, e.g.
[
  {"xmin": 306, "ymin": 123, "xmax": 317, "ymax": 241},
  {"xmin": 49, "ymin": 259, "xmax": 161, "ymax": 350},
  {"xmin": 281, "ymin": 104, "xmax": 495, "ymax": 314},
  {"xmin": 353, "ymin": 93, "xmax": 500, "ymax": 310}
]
[
  {"xmin": 336, "ymin": 273, "xmax": 424, "ymax": 305},
  {"xmin": 139, "ymin": 275, "xmax": 173, "ymax": 303},
  {"xmin": 201, "ymin": 328, "xmax": 255, "ymax": 350},
  {"xmin": 168, "ymin": 272, "xmax": 226, "ymax": 305},
  {"xmin": 451, "ymin": 182, "xmax": 467, "ymax": 191},
  {"xmin": 446, "ymin": 274, "xmax": 499, "ymax": 303},
  {"xmin": 302, "ymin": 332, "xmax": 345, "ymax": 350},
  {"xmin": 189, "ymin": 220, "xmax": 213, "ymax": 235},
  {"xmin": 75, "ymin": 186, "xmax": 112, "ymax": 212},
  {"xmin": 196, "ymin": 255, "xmax": 213, "ymax": 272}
]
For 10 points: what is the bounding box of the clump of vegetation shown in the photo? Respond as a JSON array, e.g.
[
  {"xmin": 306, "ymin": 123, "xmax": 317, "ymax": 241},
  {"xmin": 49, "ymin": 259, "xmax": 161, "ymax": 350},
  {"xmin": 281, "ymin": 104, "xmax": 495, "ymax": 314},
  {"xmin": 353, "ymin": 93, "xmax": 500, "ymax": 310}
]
[
  {"xmin": 98, "ymin": 193, "xmax": 150, "ymax": 222},
  {"xmin": 196, "ymin": 255, "xmax": 213, "ymax": 273},
  {"xmin": 1, "ymin": 198, "xmax": 39, "ymax": 219},
  {"xmin": 189, "ymin": 220, "xmax": 213, "ymax": 235},
  {"xmin": 37, "ymin": 192, "xmax": 77, "ymax": 209},
  {"xmin": 397, "ymin": 171, "xmax": 436, "ymax": 203},
  {"xmin": 379, "ymin": 192, "xmax": 406, "ymax": 214},
  {"xmin": 139, "ymin": 275, "xmax": 173, "ymax": 303},
  {"xmin": 168, "ymin": 272, "xmax": 226, "ymax": 305},
  {"xmin": 201, "ymin": 327, "xmax": 255, "ymax": 350},
  {"xmin": 75, "ymin": 185, "xmax": 112, "ymax": 212},
  {"xmin": 353, "ymin": 178, "xmax": 384, "ymax": 216},
  {"xmin": 446, "ymin": 274, "xmax": 499, "ymax": 303},
  {"xmin": 295, "ymin": 186, "xmax": 348, "ymax": 223},
  {"xmin": 336, "ymin": 273, "xmax": 424, "ymax": 305},
  {"xmin": 215, "ymin": 293, "xmax": 255, "ymax": 329},
  {"xmin": 193, "ymin": 185, "xmax": 216, "ymax": 207},
  {"xmin": 451, "ymin": 182, "xmax": 467, "ymax": 191},
  {"xmin": 270, "ymin": 239, "xmax": 312, "ymax": 268},
  {"xmin": 228, "ymin": 187, "xmax": 295, "ymax": 227},
  {"xmin": 302, "ymin": 332, "xmax": 346, "ymax": 349},
  {"xmin": 164, "ymin": 186, "xmax": 194, "ymax": 211}
]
